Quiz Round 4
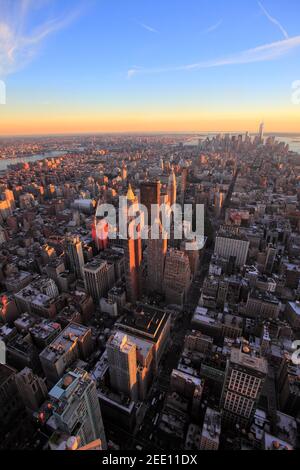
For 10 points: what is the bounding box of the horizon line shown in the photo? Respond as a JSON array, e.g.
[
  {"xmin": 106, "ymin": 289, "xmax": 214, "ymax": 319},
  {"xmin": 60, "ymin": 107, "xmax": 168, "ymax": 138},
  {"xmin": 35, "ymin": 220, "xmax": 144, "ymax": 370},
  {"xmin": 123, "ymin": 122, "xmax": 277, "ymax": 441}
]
[{"xmin": 0, "ymin": 130, "xmax": 300, "ymax": 138}]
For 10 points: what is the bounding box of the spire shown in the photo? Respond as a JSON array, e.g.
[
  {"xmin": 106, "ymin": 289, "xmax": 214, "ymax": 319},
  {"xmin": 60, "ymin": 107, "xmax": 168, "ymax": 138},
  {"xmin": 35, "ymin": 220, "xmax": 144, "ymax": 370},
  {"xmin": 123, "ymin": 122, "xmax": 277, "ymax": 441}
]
[{"xmin": 126, "ymin": 184, "xmax": 135, "ymax": 202}]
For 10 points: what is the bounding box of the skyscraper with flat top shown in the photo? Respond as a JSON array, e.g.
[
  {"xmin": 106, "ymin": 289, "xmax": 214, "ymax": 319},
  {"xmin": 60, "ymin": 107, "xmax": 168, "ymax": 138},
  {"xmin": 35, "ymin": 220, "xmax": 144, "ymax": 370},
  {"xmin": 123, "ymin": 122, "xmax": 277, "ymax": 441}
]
[
  {"xmin": 220, "ymin": 345, "xmax": 267, "ymax": 428},
  {"xmin": 167, "ymin": 168, "xmax": 177, "ymax": 207},
  {"xmin": 147, "ymin": 221, "xmax": 167, "ymax": 294},
  {"xmin": 140, "ymin": 180, "xmax": 161, "ymax": 226},
  {"xmin": 124, "ymin": 185, "xmax": 142, "ymax": 303},
  {"xmin": 106, "ymin": 331, "xmax": 138, "ymax": 401}
]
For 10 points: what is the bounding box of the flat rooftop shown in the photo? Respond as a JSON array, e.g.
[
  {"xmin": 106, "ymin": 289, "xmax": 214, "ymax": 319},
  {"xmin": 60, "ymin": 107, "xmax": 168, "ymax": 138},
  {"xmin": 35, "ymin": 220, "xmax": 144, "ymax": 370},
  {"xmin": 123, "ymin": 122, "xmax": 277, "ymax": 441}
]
[
  {"xmin": 117, "ymin": 304, "xmax": 169, "ymax": 341},
  {"xmin": 40, "ymin": 323, "xmax": 90, "ymax": 362},
  {"xmin": 230, "ymin": 347, "xmax": 268, "ymax": 375}
]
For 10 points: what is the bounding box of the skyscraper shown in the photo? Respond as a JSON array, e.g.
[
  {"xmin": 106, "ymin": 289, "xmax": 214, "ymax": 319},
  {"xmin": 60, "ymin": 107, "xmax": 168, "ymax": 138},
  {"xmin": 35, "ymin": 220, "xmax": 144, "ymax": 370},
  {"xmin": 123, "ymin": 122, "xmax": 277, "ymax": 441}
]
[
  {"xmin": 259, "ymin": 122, "xmax": 264, "ymax": 141},
  {"xmin": 64, "ymin": 236, "xmax": 85, "ymax": 279},
  {"xmin": 49, "ymin": 368, "xmax": 107, "ymax": 449},
  {"xmin": 167, "ymin": 168, "xmax": 177, "ymax": 207},
  {"xmin": 163, "ymin": 249, "xmax": 191, "ymax": 306},
  {"xmin": 220, "ymin": 345, "xmax": 267, "ymax": 428},
  {"xmin": 124, "ymin": 185, "xmax": 142, "ymax": 303},
  {"xmin": 180, "ymin": 167, "xmax": 188, "ymax": 205},
  {"xmin": 83, "ymin": 258, "xmax": 113, "ymax": 303},
  {"xmin": 106, "ymin": 331, "xmax": 138, "ymax": 401},
  {"xmin": 147, "ymin": 221, "xmax": 167, "ymax": 294},
  {"xmin": 140, "ymin": 180, "xmax": 161, "ymax": 226}
]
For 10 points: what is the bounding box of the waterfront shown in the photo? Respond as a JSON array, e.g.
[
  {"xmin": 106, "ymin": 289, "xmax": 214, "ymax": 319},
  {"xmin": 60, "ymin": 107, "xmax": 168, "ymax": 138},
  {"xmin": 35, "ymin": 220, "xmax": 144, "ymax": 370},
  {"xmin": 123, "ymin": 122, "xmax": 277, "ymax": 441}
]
[{"xmin": 0, "ymin": 151, "xmax": 66, "ymax": 171}]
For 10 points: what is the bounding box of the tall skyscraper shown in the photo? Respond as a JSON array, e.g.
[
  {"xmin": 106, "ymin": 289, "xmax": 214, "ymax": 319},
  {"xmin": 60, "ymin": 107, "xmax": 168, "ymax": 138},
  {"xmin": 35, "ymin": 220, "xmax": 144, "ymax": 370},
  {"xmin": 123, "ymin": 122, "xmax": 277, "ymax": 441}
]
[
  {"xmin": 167, "ymin": 168, "xmax": 177, "ymax": 207},
  {"xmin": 140, "ymin": 180, "xmax": 161, "ymax": 226},
  {"xmin": 106, "ymin": 331, "xmax": 138, "ymax": 401},
  {"xmin": 64, "ymin": 236, "xmax": 85, "ymax": 279},
  {"xmin": 147, "ymin": 221, "xmax": 167, "ymax": 294},
  {"xmin": 124, "ymin": 185, "xmax": 142, "ymax": 303},
  {"xmin": 180, "ymin": 167, "xmax": 188, "ymax": 204},
  {"xmin": 259, "ymin": 122, "xmax": 264, "ymax": 141},
  {"xmin": 220, "ymin": 345, "xmax": 267, "ymax": 428},
  {"xmin": 49, "ymin": 368, "xmax": 107, "ymax": 449}
]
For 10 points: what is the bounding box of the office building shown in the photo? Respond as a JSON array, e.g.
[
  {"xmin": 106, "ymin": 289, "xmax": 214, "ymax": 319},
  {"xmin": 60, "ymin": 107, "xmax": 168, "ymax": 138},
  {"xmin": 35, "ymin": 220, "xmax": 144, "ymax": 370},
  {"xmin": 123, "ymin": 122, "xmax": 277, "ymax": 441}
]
[
  {"xmin": 140, "ymin": 180, "xmax": 161, "ymax": 226},
  {"xmin": 124, "ymin": 185, "xmax": 142, "ymax": 303},
  {"xmin": 107, "ymin": 331, "xmax": 138, "ymax": 401},
  {"xmin": 64, "ymin": 236, "xmax": 85, "ymax": 279},
  {"xmin": 220, "ymin": 345, "xmax": 267, "ymax": 428},
  {"xmin": 214, "ymin": 233, "xmax": 249, "ymax": 267},
  {"xmin": 116, "ymin": 304, "xmax": 171, "ymax": 370},
  {"xmin": 147, "ymin": 221, "xmax": 167, "ymax": 294},
  {"xmin": 167, "ymin": 168, "xmax": 177, "ymax": 206},
  {"xmin": 83, "ymin": 258, "xmax": 114, "ymax": 303}
]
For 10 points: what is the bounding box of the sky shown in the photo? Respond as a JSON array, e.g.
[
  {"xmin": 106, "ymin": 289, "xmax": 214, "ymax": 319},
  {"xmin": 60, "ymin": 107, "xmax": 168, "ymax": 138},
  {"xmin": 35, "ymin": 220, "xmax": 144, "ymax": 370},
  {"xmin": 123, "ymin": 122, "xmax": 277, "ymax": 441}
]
[{"xmin": 0, "ymin": 0, "xmax": 300, "ymax": 135}]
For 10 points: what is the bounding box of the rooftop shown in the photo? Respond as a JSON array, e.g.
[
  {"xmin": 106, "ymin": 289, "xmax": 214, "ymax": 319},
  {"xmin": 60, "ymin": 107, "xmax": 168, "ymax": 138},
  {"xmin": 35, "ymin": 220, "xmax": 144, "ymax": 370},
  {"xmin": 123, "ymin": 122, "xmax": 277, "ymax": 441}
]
[{"xmin": 40, "ymin": 323, "xmax": 90, "ymax": 362}]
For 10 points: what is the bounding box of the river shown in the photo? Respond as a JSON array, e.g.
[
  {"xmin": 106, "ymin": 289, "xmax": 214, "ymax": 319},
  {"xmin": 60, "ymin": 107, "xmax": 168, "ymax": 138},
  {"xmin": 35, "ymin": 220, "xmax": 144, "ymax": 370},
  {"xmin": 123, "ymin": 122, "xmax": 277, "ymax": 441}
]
[{"xmin": 0, "ymin": 151, "xmax": 67, "ymax": 171}]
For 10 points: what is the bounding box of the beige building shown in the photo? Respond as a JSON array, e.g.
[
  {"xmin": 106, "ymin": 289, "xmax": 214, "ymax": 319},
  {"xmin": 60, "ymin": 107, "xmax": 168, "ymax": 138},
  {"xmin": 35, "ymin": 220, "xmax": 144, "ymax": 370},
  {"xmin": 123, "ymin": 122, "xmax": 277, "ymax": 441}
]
[
  {"xmin": 220, "ymin": 346, "xmax": 267, "ymax": 428},
  {"xmin": 106, "ymin": 332, "xmax": 138, "ymax": 401},
  {"xmin": 163, "ymin": 249, "xmax": 191, "ymax": 306}
]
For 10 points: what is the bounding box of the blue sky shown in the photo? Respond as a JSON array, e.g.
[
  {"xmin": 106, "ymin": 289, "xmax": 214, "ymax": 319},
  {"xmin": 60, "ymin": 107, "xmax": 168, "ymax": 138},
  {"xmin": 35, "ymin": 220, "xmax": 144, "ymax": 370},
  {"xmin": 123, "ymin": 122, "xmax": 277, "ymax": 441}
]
[{"xmin": 1, "ymin": 0, "xmax": 300, "ymax": 133}]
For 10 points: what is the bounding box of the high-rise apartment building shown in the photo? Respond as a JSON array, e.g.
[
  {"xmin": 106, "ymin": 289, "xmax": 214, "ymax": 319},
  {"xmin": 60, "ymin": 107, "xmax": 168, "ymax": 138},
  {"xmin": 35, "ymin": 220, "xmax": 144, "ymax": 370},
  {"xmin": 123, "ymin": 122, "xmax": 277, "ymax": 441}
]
[
  {"xmin": 49, "ymin": 368, "xmax": 107, "ymax": 449},
  {"xmin": 106, "ymin": 331, "xmax": 138, "ymax": 401},
  {"xmin": 220, "ymin": 346, "xmax": 267, "ymax": 428}
]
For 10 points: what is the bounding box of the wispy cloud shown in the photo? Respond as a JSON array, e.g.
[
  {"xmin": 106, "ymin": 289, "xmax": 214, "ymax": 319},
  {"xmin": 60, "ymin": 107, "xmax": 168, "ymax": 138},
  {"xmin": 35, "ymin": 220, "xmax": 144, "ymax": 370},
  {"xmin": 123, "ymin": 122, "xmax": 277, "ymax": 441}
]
[
  {"xmin": 127, "ymin": 35, "xmax": 300, "ymax": 78},
  {"xmin": 201, "ymin": 19, "xmax": 223, "ymax": 35},
  {"xmin": 0, "ymin": 0, "xmax": 81, "ymax": 77},
  {"xmin": 258, "ymin": 1, "xmax": 289, "ymax": 39},
  {"xmin": 136, "ymin": 21, "xmax": 158, "ymax": 34}
]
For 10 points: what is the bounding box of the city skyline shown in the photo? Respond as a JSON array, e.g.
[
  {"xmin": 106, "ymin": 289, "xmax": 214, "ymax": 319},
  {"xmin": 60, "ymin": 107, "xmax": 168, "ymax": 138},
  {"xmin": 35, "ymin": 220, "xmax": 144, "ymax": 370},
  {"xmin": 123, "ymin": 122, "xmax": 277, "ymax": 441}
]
[{"xmin": 0, "ymin": 0, "xmax": 300, "ymax": 135}]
